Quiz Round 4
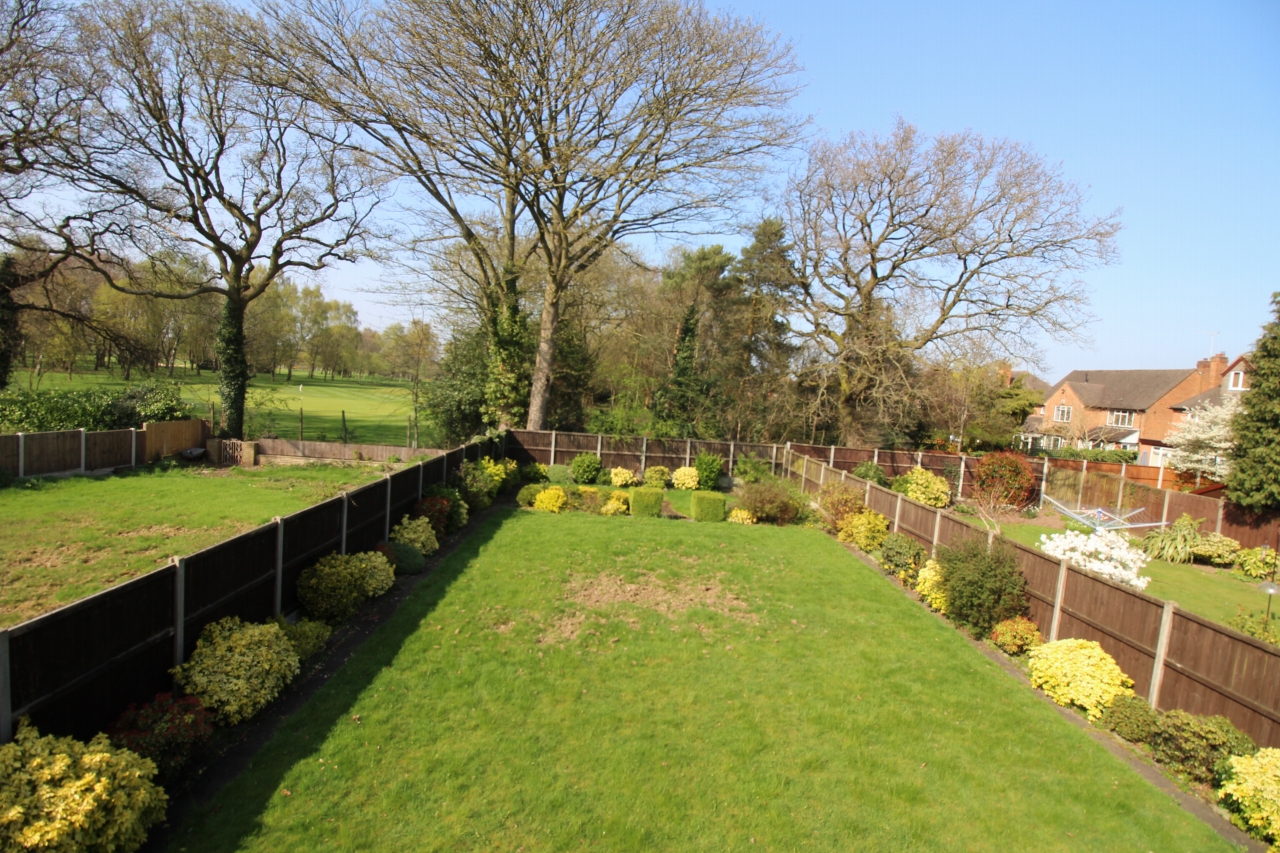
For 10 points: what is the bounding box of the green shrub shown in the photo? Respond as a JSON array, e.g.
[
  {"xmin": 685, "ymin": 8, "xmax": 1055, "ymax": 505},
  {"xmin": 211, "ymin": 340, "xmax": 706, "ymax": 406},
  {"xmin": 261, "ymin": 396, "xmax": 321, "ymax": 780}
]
[
  {"xmin": 733, "ymin": 453, "xmax": 772, "ymax": 484},
  {"xmin": 546, "ymin": 464, "xmax": 572, "ymax": 485},
  {"xmin": 853, "ymin": 460, "xmax": 889, "ymax": 486},
  {"xmin": 1228, "ymin": 607, "xmax": 1280, "ymax": 644},
  {"xmin": 1099, "ymin": 693, "xmax": 1160, "ymax": 744},
  {"xmin": 1041, "ymin": 447, "xmax": 1137, "ymax": 463},
  {"xmin": 1151, "ymin": 710, "xmax": 1256, "ymax": 784},
  {"xmin": 1192, "ymin": 532, "xmax": 1240, "ymax": 566},
  {"xmin": 643, "ymin": 465, "xmax": 670, "ymax": 488},
  {"xmin": 891, "ymin": 466, "xmax": 950, "ymax": 507},
  {"xmin": 172, "ymin": 617, "xmax": 300, "ymax": 725},
  {"xmin": 0, "ymin": 721, "xmax": 167, "ymax": 853},
  {"xmin": 533, "ymin": 485, "xmax": 568, "ymax": 512},
  {"xmin": 971, "ymin": 452, "xmax": 1035, "ymax": 509},
  {"xmin": 277, "ymin": 616, "xmax": 333, "ymax": 662},
  {"xmin": 693, "ymin": 450, "xmax": 724, "ymax": 490},
  {"xmin": 1235, "ymin": 546, "xmax": 1279, "ymax": 580},
  {"xmin": 570, "ymin": 453, "xmax": 603, "ymax": 485},
  {"xmin": 517, "ymin": 483, "xmax": 546, "ymax": 507},
  {"xmin": 1141, "ymin": 514, "xmax": 1203, "ymax": 563},
  {"xmin": 0, "ymin": 383, "xmax": 190, "ymax": 432},
  {"xmin": 690, "ymin": 491, "xmax": 727, "ymax": 522},
  {"xmin": 107, "ymin": 692, "xmax": 214, "ymax": 780},
  {"xmin": 519, "ymin": 462, "xmax": 549, "ymax": 483},
  {"xmin": 1219, "ymin": 748, "xmax": 1280, "ymax": 849},
  {"xmin": 738, "ymin": 480, "xmax": 800, "ymax": 525},
  {"xmin": 455, "ymin": 459, "xmax": 496, "ymax": 510},
  {"xmin": 990, "ymin": 615, "xmax": 1043, "ymax": 655},
  {"xmin": 817, "ymin": 480, "xmax": 865, "ymax": 527},
  {"xmin": 422, "ymin": 485, "xmax": 468, "ymax": 532},
  {"xmin": 937, "ymin": 537, "xmax": 1027, "ymax": 637},
  {"xmin": 298, "ymin": 552, "xmax": 394, "ymax": 625},
  {"xmin": 377, "ymin": 540, "xmax": 427, "ymax": 575},
  {"xmin": 880, "ymin": 532, "xmax": 927, "ymax": 581},
  {"xmin": 630, "ymin": 487, "xmax": 663, "ymax": 518},
  {"xmin": 391, "ymin": 514, "xmax": 439, "ymax": 556},
  {"xmin": 836, "ymin": 510, "xmax": 890, "ymax": 550},
  {"xmin": 569, "ymin": 485, "xmax": 604, "ymax": 513}
]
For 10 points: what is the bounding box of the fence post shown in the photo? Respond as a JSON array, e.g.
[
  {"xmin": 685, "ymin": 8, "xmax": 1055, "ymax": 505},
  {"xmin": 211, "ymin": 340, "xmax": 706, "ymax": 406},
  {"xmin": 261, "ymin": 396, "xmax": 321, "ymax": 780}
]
[
  {"xmin": 893, "ymin": 493, "xmax": 902, "ymax": 532},
  {"xmin": 931, "ymin": 510, "xmax": 943, "ymax": 558},
  {"xmin": 1115, "ymin": 463, "xmax": 1127, "ymax": 513},
  {"xmin": 819, "ymin": 461, "xmax": 826, "ymax": 486},
  {"xmin": 873, "ymin": 448, "xmax": 879, "ymax": 467},
  {"xmin": 1076, "ymin": 460, "xmax": 1088, "ymax": 511},
  {"xmin": 79, "ymin": 428, "xmax": 86, "ymax": 473},
  {"xmin": 1038, "ymin": 457, "xmax": 1049, "ymax": 509},
  {"xmin": 442, "ymin": 452, "xmax": 448, "ymax": 484},
  {"xmin": 1161, "ymin": 490, "xmax": 1171, "ymax": 527},
  {"xmin": 1156, "ymin": 462, "xmax": 1165, "ymax": 490},
  {"xmin": 1148, "ymin": 601, "xmax": 1177, "ymax": 708},
  {"xmin": 957, "ymin": 455, "xmax": 966, "ymax": 499},
  {"xmin": 1050, "ymin": 558, "xmax": 1069, "ymax": 641},
  {"xmin": 770, "ymin": 444, "xmax": 777, "ymax": 476},
  {"xmin": 685, "ymin": 439, "xmax": 691, "ymax": 467},
  {"xmin": 598, "ymin": 433, "xmax": 604, "ymax": 459},
  {"xmin": 801, "ymin": 455, "xmax": 808, "ymax": 493},
  {"xmin": 384, "ymin": 474, "xmax": 393, "ymax": 542},
  {"xmin": 829, "ymin": 446, "xmax": 836, "ymax": 468},
  {"xmin": 130, "ymin": 428, "xmax": 137, "ymax": 469},
  {"xmin": 916, "ymin": 451, "xmax": 922, "ymax": 467},
  {"xmin": 0, "ymin": 630, "xmax": 10, "ymax": 743},
  {"xmin": 340, "ymin": 493, "xmax": 349, "ymax": 555},
  {"xmin": 273, "ymin": 517, "xmax": 284, "ymax": 618},
  {"xmin": 173, "ymin": 558, "xmax": 186, "ymax": 667},
  {"xmin": 418, "ymin": 463, "xmax": 424, "ymax": 500},
  {"xmin": 729, "ymin": 441, "xmax": 735, "ymax": 476},
  {"xmin": 16, "ymin": 433, "xmax": 22, "ymax": 478},
  {"xmin": 550, "ymin": 431, "xmax": 557, "ymax": 466},
  {"xmin": 865, "ymin": 478, "xmax": 872, "ymax": 502},
  {"xmin": 640, "ymin": 436, "xmax": 647, "ymax": 472},
  {"xmin": 1216, "ymin": 502, "xmax": 1225, "ymax": 534}
]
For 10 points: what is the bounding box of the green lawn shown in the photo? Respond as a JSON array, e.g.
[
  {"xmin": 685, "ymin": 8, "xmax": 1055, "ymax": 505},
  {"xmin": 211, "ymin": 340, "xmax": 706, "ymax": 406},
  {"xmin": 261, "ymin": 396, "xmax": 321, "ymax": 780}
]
[
  {"xmin": 9, "ymin": 367, "xmax": 425, "ymax": 447},
  {"xmin": 166, "ymin": 510, "xmax": 1235, "ymax": 852},
  {"xmin": 0, "ymin": 464, "xmax": 380, "ymax": 627},
  {"xmin": 1002, "ymin": 520, "xmax": 1268, "ymax": 626}
]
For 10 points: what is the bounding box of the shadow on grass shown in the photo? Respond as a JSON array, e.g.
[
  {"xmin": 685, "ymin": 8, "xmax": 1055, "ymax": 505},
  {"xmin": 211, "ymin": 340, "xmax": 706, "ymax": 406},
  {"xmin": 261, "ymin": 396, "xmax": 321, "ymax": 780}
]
[{"xmin": 152, "ymin": 505, "xmax": 515, "ymax": 853}]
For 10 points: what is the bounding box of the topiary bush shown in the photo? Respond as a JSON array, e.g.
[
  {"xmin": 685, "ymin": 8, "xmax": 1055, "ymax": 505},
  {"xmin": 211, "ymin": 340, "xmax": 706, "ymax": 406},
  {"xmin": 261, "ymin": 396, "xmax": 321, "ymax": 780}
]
[
  {"xmin": 422, "ymin": 485, "xmax": 468, "ymax": 532},
  {"xmin": 853, "ymin": 460, "xmax": 888, "ymax": 486},
  {"xmin": 1152, "ymin": 710, "xmax": 1256, "ymax": 785},
  {"xmin": 671, "ymin": 466, "xmax": 699, "ymax": 490},
  {"xmin": 1027, "ymin": 638, "xmax": 1133, "ymax": 721},
  {"xmin": 172, "ymin": 617, "xmax": 300, "ymax": 725},
  {"xmin": 298, "ymin": 552, "xmax": 394, "ymax": 625},
  {"xmin": 938, "ymin": 537, "xmax": 1027, "ymax": 637},
  {"xmin": 690, "ymin": 490, "xmax": 726, "ymax": 522},
  {"xmin": 391, "ymin": 514, "xmax": 439, "ymax": 556},
  {"xmin": 989, "ymin": 615, "xmax": 1043, "ymax": 655},
  {"xmin": 378, "ymin": 540, "xmax": 427, "ymax": 575},
  {"xmin": 533, "ymin": 485, "xmax": 568, "ymax": 513},
  {"xmin": 891, "ymin": 466, "xmax": 951, "ymax": 507},
  {"xmin": 517, "ymin": 483, "xmax": 546, "ymax": 507},
  {"xmin": 880, "ymin": 532, "xmax": 927, "ymax": 581},
  {"xmin": 546, "ymin": 464, "xmax": 572, "ymax": 485},
  {"xmin": 1099, "ymin": 693, "xmax": 1160, "ymax": 744},
  {"xmin": 733, "ymin": 453, "xmax": 772, "ymax": 484},
  {"xmin": 0, "ymin": 721, "xmax": 167, "ymax": 853},
  {"xmin": 630, "ymin": 487, "xmax": 663, "ymax": 518},
  {"xmin": 570, "ymin": 452, "xmax": 603, "ymax": 485},
  {"xmin": 836, "ymin": 510, "xmax": 889, "ymax": 551},
  {"xmin": 519, "ymin": 462, "xmax": 549, "ymax": 483},
  {"xmin": 610, "ymin": 466, "xmax": 639, "ymax": 487},
  {"xmin": 277, "ymin": 616, "xmax": 332, "ymax": 662},
  {"xmin": 107, "ymin": 692, "xmax": 214, "ymax": 780},
  {"xmin": 412, "ymin": 495, "xmax": 451, "ymax": 540},
  {"xmin": 643, "ymin": 465, "xmax": 670, "ymax": 488},
  {"xmin": 817, "ymin": 480, "xmax": 865, "ymax": 528},
  {"xmin": 739, "ymin": 480, "xmax": 801, "ymax": 525},
  {"xmin": 1219, "ymin": 748, "xmax": 1280, "ymax": 849},
  {"xmin": 693, "ymin": 450, "xmax": 724, "ymax": 490}
]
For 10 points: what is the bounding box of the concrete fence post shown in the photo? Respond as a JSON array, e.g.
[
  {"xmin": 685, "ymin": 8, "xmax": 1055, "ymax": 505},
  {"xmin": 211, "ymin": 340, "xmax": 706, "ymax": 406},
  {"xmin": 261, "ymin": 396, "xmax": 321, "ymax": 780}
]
[
  {"xmin": 1116, "ymin": 463, "xmax": 1127, "ymax": 513},
  {"xmin": 801, "ymin": 455, "xmax": 808, "ymax": 493},
  {"xmin": 384, "ymin": 475, "xmax": 393, "ymax": 542},
  {"xmin": 598, "ymin": 434, "xmax": 604, "ymax": 458},
  {"xmin": 418, "ymin": 463, "xmax": 424, "ymax": 500},
  {"xmin": 957, "ymin": 455, "xmax": 966, "ymax": 500},
  {"xmin": 16, "ymin": 433, "xmax": 23, "ymax": 478},
  {"xmin": 79, "ymin": 428, "xmax": 86, "ymax": 473},
  {"xmin": 728, "ymin": 441, "xmax": 735, "ymax": 476},
  {"xmin": 549, "ymin": 431, "xmax": 557, "ymax": 466},
  {"xmin": 273, "ymin": 517, "xmax": 284, "ymax": 618},
  {"xmin": 893, "ymin": 493, "xmax": 903, "ymax": 532},
  {"xmin": 640, "ymin": 436, "xmax": 647, "ymax": 472},
  {"xmin": 1216, "ymin": 502, "xmax": 1225, "ymax": 535},
  {"xmin": 829, "ymin": 446, "xmax": 836, "ymax": 468},
  {"xmin": 819, "ymin": 461, "xmax": 826, "ymax": 486},
  {"xmin": 0, "ymin": 630, "xmax": 11, "ymax": 743},
  {"xmin": 130, "ymin": 428, "xmax": 137, "ymax": 469},
  {"xmin": 1161, "ymin": 490, "xmax": 1171, "ymax": 527},
  {"xmin": 1148, "ymin": 601, "xmax": 1177, "ymax": 708},
  {"xmin": 1038, "ymin": 457, "xmax": 1049, "ymax": 509},
  {"xmin": 916, "ymin": 451, "xmax": 922, "ymax": 467},
  {"xmin": 1076, "ymin": 460, "xmax": 1088, "ymax": 511},
  {"xmin": 442, "ymin": 452, "xmax": 448, "ymax": 484},
  {"xmin": 1050, "ymin": 558, "xmax": 1069, "ymax": 641},
  {"xmin": 340, "ymin": 493, "xmax": 349, "ymax": 555},
  {"xmin": 173, "ymin": 558, "xmax": 186, "ymax": 667},
  {"xmin": 873, "ymin": 448, "xmax": 879, "ymax": 467},
  {"xmin": 685, "ymin": 439, "xmax": 691, "ymax": 467},
  {"xmin": 770, "ymin": 444, "xmax": 778, "ymax": 476},
  {"xmin": 931, "ymin": 510, "xmax": 943, "ymax": 558},
  {"xmin": 1156, "ymin": 462, "xmax": 1165, "ymax": 490}
]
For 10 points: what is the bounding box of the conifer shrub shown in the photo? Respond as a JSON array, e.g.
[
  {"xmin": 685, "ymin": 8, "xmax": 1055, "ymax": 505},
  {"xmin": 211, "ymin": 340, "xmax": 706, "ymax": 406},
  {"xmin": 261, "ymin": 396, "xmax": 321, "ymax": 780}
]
[
  {"xmin": 391, "ymin": 514, "xmax": 439, "ymax": 556},
  {"xmin": 277, "ymin": 617, "xmax": 332, "ymax": 663},
  {"xmin": 938, "ymin": 537, "xmax": 1027, "ymax": 637},
  {"xmin": 1152, "ymin": 710, "xmax": 1256, "ymax": 784},
  {"xmin": 643, "ymin": 465, "xmax": 671, "ymax": 488},
  {"xmin": 690, "ymin": 490, "xmax": 727, "ymax": 522},
  {"xmin": 533, "ymin": 485, "xmax": 568, "ymax": 513},
  {"xmin": 0, "ymin": 722, "xmax": 167, "ymax": 853},
  {"xmin": 630, "ymin": 487, "xmax": 663, "ymax": 517},
  {"xmin": 107, "ymin": 692, "xmax": 214, "ymax": 780},
  {"xmin": 172, "ymin": 617, "xmax": 300, "ymax": 724},
  {"xmin": 570, "ymin": 452, "xmax": 603, "ymax": 485},
  {"xmin": 693, "ymin": 450, "xmax": 725, "ymax": 490},
  {"xmin": 517, "ymin": 483, "xmax": 546, "ymax": 507},
  {"xmin": 1227, "ymin": 293, "xmax": 1280, "ymax": 512},
  {"xmin": 853, "ymin": 460, "xmax": 889, "ymax": 486},
  {"xmin": 1099, "ymin": 694, "xmax": 1160, "ymax": 745}
]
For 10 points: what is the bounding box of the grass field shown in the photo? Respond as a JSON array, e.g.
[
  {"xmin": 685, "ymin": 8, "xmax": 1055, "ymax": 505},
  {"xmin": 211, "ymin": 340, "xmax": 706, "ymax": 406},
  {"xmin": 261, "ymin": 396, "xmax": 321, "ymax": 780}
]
[
  {"xmin": 9, "ymin": 366, "xmax": 424, "ymax": 447},
  {"xmin": 0, "ymin": 464, "xmax": 380, "ymax": 628},
  {"xmin": 166, "ymin": 510, "xmax": 1235, "ymax": 852},
  {"xmin": 1001, "ymin": 520, "xmax": 1268, "ymax": 627}
]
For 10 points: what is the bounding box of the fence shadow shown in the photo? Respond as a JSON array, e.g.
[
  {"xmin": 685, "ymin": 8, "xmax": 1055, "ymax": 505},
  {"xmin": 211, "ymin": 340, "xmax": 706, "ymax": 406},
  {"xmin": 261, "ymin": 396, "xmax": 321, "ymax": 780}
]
[{"xmin": 157, "ymin": 505, "xmax": 514, "ymax": 853}]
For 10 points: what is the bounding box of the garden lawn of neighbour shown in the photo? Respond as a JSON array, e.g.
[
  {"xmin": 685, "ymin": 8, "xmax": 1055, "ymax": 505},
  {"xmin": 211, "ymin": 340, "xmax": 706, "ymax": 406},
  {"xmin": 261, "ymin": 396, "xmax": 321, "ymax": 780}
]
[
  {"xmin": 167, "ymin": 509, "xmax": 1236, "ymax": 852},
  {"xmin": 0, "ymin": 464, "xmax": 381, "ymax": 627},
  {"xmin": 1002, "ymin": 519, "xmax": 1273, "ymax": 627}
]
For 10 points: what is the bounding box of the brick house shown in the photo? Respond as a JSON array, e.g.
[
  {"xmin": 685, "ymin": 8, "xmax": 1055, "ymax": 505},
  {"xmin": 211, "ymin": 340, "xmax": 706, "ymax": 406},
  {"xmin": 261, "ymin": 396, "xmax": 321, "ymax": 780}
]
[{"xmin": 1017, "ymin": 353, "xmax": 1248, "ymax": 464}]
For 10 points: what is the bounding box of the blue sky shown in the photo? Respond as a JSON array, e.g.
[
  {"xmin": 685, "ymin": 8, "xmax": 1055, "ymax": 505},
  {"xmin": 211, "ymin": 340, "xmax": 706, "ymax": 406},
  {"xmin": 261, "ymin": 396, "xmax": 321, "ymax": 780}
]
[{"xmin": 325, "ymin": 0, "xmax": 1279, "ymax": 382}]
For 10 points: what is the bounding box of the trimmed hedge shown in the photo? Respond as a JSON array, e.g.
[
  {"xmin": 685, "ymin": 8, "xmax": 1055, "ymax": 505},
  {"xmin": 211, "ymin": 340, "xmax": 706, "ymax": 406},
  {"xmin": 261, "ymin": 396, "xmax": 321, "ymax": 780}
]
[
  {"xmin": 631, "ymin": 487, "xmax": 663, "ymax": 518},
  {"xmin": 690, "ymin": 490, "xmax": 727, "ymax": 522}
]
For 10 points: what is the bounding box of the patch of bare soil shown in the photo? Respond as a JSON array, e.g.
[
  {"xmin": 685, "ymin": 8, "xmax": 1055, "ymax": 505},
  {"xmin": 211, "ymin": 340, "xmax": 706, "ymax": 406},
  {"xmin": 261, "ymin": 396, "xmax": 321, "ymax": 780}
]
[{"xmin": 116, "ymin": 524, "xmax": 191, "ymax": 538}]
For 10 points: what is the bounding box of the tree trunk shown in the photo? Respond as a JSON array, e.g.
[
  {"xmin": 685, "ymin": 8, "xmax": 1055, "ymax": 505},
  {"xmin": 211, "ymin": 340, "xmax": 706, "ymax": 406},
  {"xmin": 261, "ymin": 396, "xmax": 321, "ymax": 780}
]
[
  {"xmin": 525, "ymin": 286, "xmax": 562, "ymax": 430},
  {"xmin": 216, "ymin": 298, "xmax": 250, "ymax": 440}
]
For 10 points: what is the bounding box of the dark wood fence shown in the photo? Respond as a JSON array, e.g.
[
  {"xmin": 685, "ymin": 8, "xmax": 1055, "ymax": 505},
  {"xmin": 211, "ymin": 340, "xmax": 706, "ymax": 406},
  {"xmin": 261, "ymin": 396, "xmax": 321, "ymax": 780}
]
[
  {"xmin": 770, "ymin": 445, "xmax": 1280, "ymax": 748},
  {"xmin": 0, "ymin": 420, "xmax": 211, "ymax": 479},
  {"xmin": 0, "ymin": 435, "xmax": 502, "ymax": 743}
]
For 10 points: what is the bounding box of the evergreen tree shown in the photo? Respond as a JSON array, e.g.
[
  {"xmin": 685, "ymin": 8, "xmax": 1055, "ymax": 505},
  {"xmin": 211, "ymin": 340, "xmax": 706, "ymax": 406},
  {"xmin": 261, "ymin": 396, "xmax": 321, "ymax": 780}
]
[
  {"xmin": 0, "ymin": 257, "xmax": 21, "ymax": 391},
  {"xmin": 1228, "ymin": 294, "xmax": 1280, "ymax": 512}
]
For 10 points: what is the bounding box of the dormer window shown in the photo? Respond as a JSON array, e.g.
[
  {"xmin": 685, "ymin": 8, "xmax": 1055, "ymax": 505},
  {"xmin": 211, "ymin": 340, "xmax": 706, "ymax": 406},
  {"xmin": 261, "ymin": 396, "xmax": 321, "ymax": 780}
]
[
  {"xmin": 1107, "ymin": 410, "xmax": 1134, "ymax": 427},
  {"xmin": 1229, "ymin": 371, "xmax": 1246, "ymax": 390}
]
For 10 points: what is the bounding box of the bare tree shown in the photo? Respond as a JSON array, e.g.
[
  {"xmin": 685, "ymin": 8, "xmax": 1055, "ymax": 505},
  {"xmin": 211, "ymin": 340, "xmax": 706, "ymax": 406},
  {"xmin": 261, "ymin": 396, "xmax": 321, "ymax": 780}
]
[
  {"xmin": 10, "ymin": 0, "xmax": 381, "ymax": 436},
  {"xmin": 785, "ymin": 120, "xmax": 1120, "ymax": 444},
  {"xmin": 254, "ymin": 0, "xmax": 801, "ymax": 429}
]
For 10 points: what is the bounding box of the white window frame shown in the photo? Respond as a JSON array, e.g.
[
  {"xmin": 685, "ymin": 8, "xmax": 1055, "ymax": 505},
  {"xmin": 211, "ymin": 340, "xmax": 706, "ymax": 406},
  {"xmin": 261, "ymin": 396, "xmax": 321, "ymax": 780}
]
[
  {"xmin": 1229, "ymin": 370, "xmax": 1245, "ymax": 390},
  {"xmin": 1053, "ymin": 404, "xmax": 1072, "ymax": 423},
  {"xmin": 1107, "ymin": 410, "xmax": 1134, "ymax": 427}
]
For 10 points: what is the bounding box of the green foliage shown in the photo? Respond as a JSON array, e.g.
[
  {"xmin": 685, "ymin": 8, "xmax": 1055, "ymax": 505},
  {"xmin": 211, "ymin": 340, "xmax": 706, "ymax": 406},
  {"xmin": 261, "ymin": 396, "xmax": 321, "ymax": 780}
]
[
  {"xmin": 989, "ymin": 616, "xmax": 1043, "ymax": 655},
  {"xmin": 0, "ymin": 383, "xmax": 191, "ymax": 432},
  {"xmin": 0, "ymin": 257, "xmax": 20, "ymax": 392},
  {"xmin": 853, "ymin": 460, "xmax": 889, "ymax": 486},
  {"xmin": 891, "ymin": 466, "xmax": 951, "ymax": 507},
  {"xmin": 422, "ymin": 485, "xmax": 468, "ymax": 532},
  {"xmin": 693, "ymin": 450, "xmax": 724, "ymax": 491},
  {"xmin": 546, "ymin": 464, "xmax": 572, "ymax": 485},
  {"xmin": 836, "ymin": 510, "xmax": 890, "ymax": 550},
  {"xmin": 519, "ymin": 462, "xmax": 549, "ymax": 483},
  {"xmin": 1038, "ymin": 447, "xmax": 1138, "ymax": 463},
  {"xmin": 0, "ymin": 721, "xmax": 167, "ymax": 853},
  {"xmin": 1151, "ymin": 710, "xmax": 1256, "ymax": 785},
  {"xmin": 570, "ymin": 453, "xmax": 603, "ymax": 485},
  {"xmin": 1192, "ymin": 532, "xmax": 1240, "ymax": 566},
  {"xmin": 108, "ymin": 692, "xmax": 214, "ymax": 780},
  {"xmin": 1098, "ymin": 693, "xmax": 1160, "ymax": 744},
  {"xmin": 1229, "ymin": 294, "xmax": 1280, "ymax": 512},
  {"xmin": 1235, "ymin": 547, "xmax": 1279, "ymax": 580},
  {"xmin": 277, "ymin": 617, "xmax": 333, "ymax": 663},
  {"xmin": 533, "ymin": 485, "xmax": 568, "ymax": 513},
  {"xmin": 378, "ymin": 540, "xmax": 427, "ymax": 575},
  {"xmin": 817, "ymin": 480, "xmax": 865, "ymax": 527},
  {"xmin": 738, "ymin": 480, "xmax": 801, "ymax": 525},
  {"xmin": 517, "ymin": 483, "xmax": 546, "ymax": 507},
  {"xmin": 630, "ymin": 487, "xmax": 664, "ymax": 518},
  {"xmin": 455, "ymin": 459, "xmax": 496, "ymax": 510},
  {"xmin": 880, "ymin": 532, "xmax": 926, "ymax": 580},
  {"xmin": 391, "ymin": 514, "xmax": 439, "ymax": 556},
  {"xmin": 1219, "ymin": 749, "xmax": 1280, "ymax": 850},
  {"xmin": 690, "ymin": 491, "xmax": 727, "ymax": 522},
  {"xmin": 1141, "ymin": 513, "xmax": 1203, "ymax": 563},
  {"xmin": 421, "ymin": 325, "xmax": 489, "ymax": 445},
  {"xmin": 732, "ymin": 453, "xmax": 772, "ymax": 484},
  {"xmin": 938, "ymin": 537, "xmax": 1027, "ymax": 637},
  {"xmin": 172, "ymin": 617, "xmax": 300, "ymax": 725},
  {"xmin": 643, "ymin": 465, "xmax": 671, "ymax": 488},
  {"xmin": 1228, "ymin": 607, "xmax": 1280, "ymax": 644},
  {"xmin": 298, "ymin": 552, "xmax": 394, "ymax": 625},
  {"xmin": 568, "ymin": 485, "xmax": 604, "ymax": 513}
]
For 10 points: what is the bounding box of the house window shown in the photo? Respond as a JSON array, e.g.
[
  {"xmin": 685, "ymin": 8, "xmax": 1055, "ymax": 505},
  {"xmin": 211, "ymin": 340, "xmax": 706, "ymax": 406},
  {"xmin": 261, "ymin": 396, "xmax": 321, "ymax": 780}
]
[
  {"xmin": 1230, "ymin": 371, "xmax": 1246, "ymax": 390},
  {"xmin": 1053, "ymin": 405, "xmax": 1072, "ymax": 423},
  {"xmin": 1107, "ymin": 410, "xmax": 1134, "ymax": 427}
]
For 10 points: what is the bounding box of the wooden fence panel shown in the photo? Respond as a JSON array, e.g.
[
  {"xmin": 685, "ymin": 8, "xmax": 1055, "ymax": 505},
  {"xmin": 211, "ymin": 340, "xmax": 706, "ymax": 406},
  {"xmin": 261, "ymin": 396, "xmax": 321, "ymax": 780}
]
[
  {"xmin": 344, "ymin": 480, "xmax": 388, "ymax": 554},
  {"xmin": 281, "ymin": 498, "xmax": 343, "ymax": 615},
  {"xmin": 1057, "ymin": 568, "xmax": 1162, "ymax": 699},
  {"xmin": 601, "ymin": 436, "xmax": 644, "ymax": 471},
  {"xmin": 1120, "ymin": 480, "xmax": 1167, "ymax": 526},
  {"xmin": 0, "ymin": 433, "xmax": 18, "ymax": 476},
  {"xmin": 181, "ymin": 525, "xmax": 278, "ymax": 657},
  {"xmin": 898, "ymin": 500, "xmax": 936, "ymax": 545},
  {"xmin": 831, "ymin": 447, "xmax": 876, "ymax": 469},
  {"xmin": 936, "ymin": 514, "xmax": 977, "ymax": 549},
  {"xmin": 1162, "ymin": 611, "xmax": 1280, "ymax": 746},
  {"xmin": 1165, "ymin": 492, "xmax": 1221, "ymax": 533},
  {"xmin": 23, "ymin": 430, "xmax": 82, "ymax": 476},
  {"xmin": 256, "ymin": 438, "xmax": 434, "ymax": 463},
  {"xmin": 85, "ymin": 429, "xmax": 134, "ymax": 470},
  {"xmin": 142, "ymin": 419, "xmax": 206, "ymax": 460},
  {"xmin": 388, "ymin": 467, "xmax": 420, "ymax": 524},
  {"xmin": 1044, "ymin": 463, "xmax": 1083, "ymax": 509},
  {"xmin": 866, "ymin": 483, "xmax": 897, "ymax": 518},
  {"xmin": 876, "ymin": 450, "xmax": 915, "ymax": 478},
  {"xmin": 1221, "ymin": 505, "xmax": 1280, "ymax": 550},
  {"xmin": 1081, "ymin": 471, "xmax": 1121, "ymax": 512}
]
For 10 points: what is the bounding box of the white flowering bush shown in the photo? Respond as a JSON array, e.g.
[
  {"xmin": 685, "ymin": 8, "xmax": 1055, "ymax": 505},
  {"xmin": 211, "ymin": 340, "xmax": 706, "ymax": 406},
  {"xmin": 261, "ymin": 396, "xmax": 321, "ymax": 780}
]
[{"xmin": 1039, "ymin": 529, "xmax": 1152, "ymax": 591}]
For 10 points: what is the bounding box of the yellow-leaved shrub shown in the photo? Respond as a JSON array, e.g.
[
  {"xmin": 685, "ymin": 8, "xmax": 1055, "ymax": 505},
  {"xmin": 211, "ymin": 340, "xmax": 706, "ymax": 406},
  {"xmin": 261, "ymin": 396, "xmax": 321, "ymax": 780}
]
[
  {"xmin": 916, "ymin": 559, "xmax": 947, "ymax": 613},
  {"xmin": 0, "ymin": 721, "xmax": 167, "ymax": 853},
  {"xmin": 671, "ymin": 467, "xmax": 699, "ymax": 490},
  {"xmin": 1027, "ymin": 638, "xmax": 1133, "ymax": 720},
  {"xmin": 836, "ymin": 510, "xmax": 889, "ymax": 551},
  {"xmin": 533, "ymin": 485, "xmax": 568, "ymax": 513},
  {"xmin": 893, "ymin": 466, "xmax": 951, "ymax": 507},
  {"xmin": 600, "ymin": 499, "xmax": 628, "ymax": 516},
  {"xmin": 1220, "ymin": 748, "xmax": 1280, "ymax": 851},
  {"xmin": 728, "ymin": 507, "xmax": 757, "ymax": 525},
  {"xmin": 610, "ymin": 467, "xmax": 638, "ymax": 487},
  {"xmin": 172, "ymin": 617, "xmax": 300, "ymax": 725}
]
